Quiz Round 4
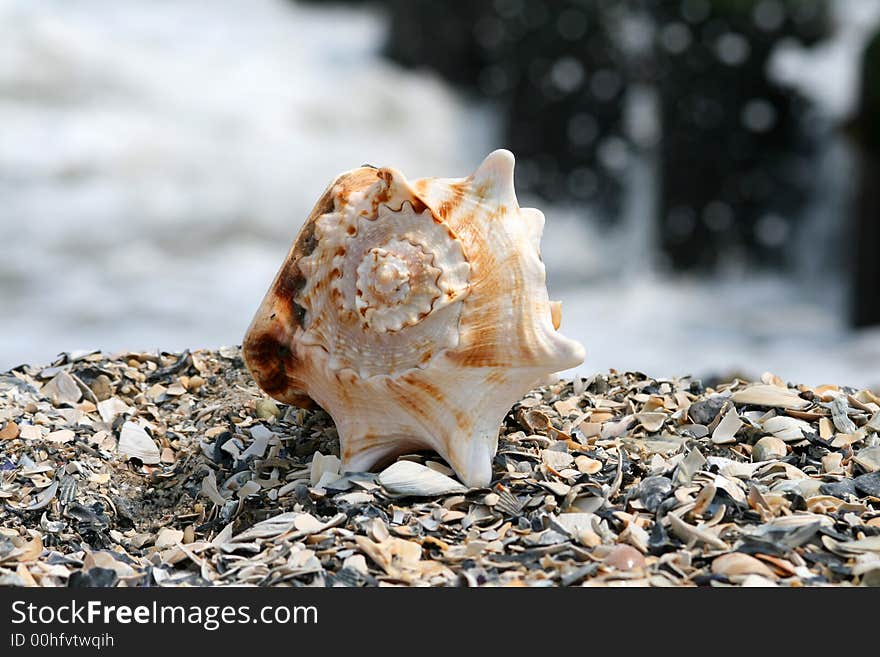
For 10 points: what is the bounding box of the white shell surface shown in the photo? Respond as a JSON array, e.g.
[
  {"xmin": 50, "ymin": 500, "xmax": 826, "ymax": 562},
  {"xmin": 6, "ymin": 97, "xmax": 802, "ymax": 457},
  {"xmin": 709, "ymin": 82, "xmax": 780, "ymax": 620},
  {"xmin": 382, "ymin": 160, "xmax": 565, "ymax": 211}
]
[
  {"xmin": 118, "ymin": 421, "xmax": 161, "ymax": 465},
  {"xmin": 243, "ymin": 150, "xmax": 585, "ymax": 487},
  {"xmin": 378, "ymin": 460, "xmax": 468, "ymax": 497}
]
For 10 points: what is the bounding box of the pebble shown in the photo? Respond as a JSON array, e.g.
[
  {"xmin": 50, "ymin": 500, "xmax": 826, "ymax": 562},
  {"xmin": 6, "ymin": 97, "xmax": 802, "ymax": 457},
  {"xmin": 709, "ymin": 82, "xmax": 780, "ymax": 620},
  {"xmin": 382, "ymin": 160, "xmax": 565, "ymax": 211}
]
[
  {"xmin": 0, "ymin": 422, "xmax": 20, "ymax": 440},
  {"xmin": 377, "ymin": 460, "xmax": 468, "ymax": 497},
  {"xmin": 342, "ymin": 554, "xmax": 369, "ymax": 576},
  {"xmin": 637, "ymin": 475, "xmax": 673, "ymax": 512},
  {"xmin": 762, "ymin": 416, "xmax": 809, "ymax": 442},
  {"xmin": 820, "ymin": 479, "xmax": 857, "ymax": 499},
  {"xmin": 752, "ymin": 436, "xmax": 787, "ymax": 462},
  {"xmin": 19, "ymin": 425, "xmax": 43, "ymax": 440},
  {"xmin": 96, "ymin": 398, "xmax": 130, "ymax": 424},
  {"xmin": 310, "ymin": 451, "xmax": 342, "ymax": 487},
  {"xmin": 831, "ymin": 395, "xmax": 858, "ymax": 434},
  {"xmin": 574, "ymin": 455, "xmax": 602, "ymax": 474},
  {"xmin": 555, "ymin": 513, "xmax": 601, "ymax": 548},
  {"xmin": 186, "ymin": 375, "xmax": 205, "ymax": 391},
  {"xmin": 854, "ymin": 472, "xmax": 880, "ymax": 498},
  {"xmin": 636, "ymin": 412, "xmax": 667, "ymax": 432},
  {"xmin": 89, "ymin": 374, "xmax": 113, "ymax": 401},
  {"xmin": 603, "ymin": 544, "xmax": 645, "ymax": 571},
  {"xmin": 730, "ymin": 384, "xmax": 810, "ymax": 410},
  {"xmin": 711, "ymin": 552, "xmax": 776, "ymax": 579},
  {"xmin": 256, "ymin": 398, "xmax": 281, "ymax": 420},
  {"xmin": 688, "ymin": 395, "xmax": 726, "ymax": 425}
]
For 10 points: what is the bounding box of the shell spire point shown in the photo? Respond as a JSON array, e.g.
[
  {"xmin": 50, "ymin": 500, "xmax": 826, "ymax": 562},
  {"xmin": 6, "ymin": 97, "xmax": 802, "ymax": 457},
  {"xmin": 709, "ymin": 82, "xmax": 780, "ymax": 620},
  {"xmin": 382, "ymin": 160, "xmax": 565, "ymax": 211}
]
[
  {"xmin": 243, "ymin": 150, "xmax": 585, "ymax": 488},
  {"xmin": 471, "ymin": 149, "xmax": 517, "ymax": 206}
]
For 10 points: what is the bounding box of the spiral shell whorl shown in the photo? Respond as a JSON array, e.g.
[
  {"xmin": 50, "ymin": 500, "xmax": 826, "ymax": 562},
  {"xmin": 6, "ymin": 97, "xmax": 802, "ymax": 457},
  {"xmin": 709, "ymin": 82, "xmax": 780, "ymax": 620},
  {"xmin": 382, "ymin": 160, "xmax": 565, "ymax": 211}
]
[
  {"xmin": 296, "ymin": 188, "xmax": 470, "ymax": 379},
  {"xmin": 355, "ymin": 240, "xmax": 440, "ymax": 332}
]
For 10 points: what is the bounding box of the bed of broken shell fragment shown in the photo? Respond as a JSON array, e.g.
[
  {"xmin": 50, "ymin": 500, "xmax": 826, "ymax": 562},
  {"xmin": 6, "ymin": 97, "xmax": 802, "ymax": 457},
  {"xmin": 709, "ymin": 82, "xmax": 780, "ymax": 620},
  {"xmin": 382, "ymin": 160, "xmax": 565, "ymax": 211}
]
[{"xmin": 1, "ymin": 349, "xmax": 879, "ymax": 587}]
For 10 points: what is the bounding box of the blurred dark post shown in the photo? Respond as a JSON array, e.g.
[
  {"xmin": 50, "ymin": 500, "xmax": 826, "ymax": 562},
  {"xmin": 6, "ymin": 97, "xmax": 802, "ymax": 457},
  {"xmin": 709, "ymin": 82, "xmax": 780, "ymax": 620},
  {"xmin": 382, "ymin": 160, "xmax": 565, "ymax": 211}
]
[
  {"xmin": 383, "ymin": 0, "xmax": 631, "ymax": 216},
  {"xmin": 653, "ymin": 0, "xmax": 829, "ymax": 270},
  {"xmin": 499, "ymin": 1, "xmax": 629, "ymax": 214},
  {"xmin": 315, "ymin": 0, "xmax": 839, "ymax": 280},
  {"xmin": 383, "ymin": 1, "xmax": 492, "ymax": 89},
  {"xmin": 851, "ymin": 30, "xmax": 880, "ymax": 327}
]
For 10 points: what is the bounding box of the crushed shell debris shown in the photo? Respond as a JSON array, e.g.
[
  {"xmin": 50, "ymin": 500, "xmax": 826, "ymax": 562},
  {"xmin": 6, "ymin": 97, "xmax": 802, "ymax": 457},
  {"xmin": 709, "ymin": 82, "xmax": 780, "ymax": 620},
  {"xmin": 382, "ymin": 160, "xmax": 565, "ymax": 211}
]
[{"xmin": 1, "ymin": 349, "xmax": 879, "ymax": 587}]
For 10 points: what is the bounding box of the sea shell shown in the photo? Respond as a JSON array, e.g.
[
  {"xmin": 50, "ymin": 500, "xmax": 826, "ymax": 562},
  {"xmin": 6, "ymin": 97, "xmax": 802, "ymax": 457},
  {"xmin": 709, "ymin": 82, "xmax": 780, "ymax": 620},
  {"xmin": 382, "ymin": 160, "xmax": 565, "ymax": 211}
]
[
  {"xmin": 243, "ymin": 149, "xmax": 585, "ymax": 487},
  {"xmin": 117, "ymin": 421, "xmax": 161, "ymax": 465},
  {"xmin": 377, "ymin": 460, "xmax": 468, "ymax": 497},
  {"xmin": 711, "ymin": 553, "xmax": 776, "ymax": 579},
  {"xmin": 730, "ymin": 384, "xmax": 810, "ymax": 410}
]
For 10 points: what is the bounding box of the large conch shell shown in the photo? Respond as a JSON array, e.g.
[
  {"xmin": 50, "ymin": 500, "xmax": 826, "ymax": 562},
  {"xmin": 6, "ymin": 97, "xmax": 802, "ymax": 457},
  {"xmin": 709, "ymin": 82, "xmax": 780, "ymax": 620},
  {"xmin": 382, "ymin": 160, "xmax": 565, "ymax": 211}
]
[{"xmin": 243, "ymin": 150, "xmax": 585, "ymax": 487}]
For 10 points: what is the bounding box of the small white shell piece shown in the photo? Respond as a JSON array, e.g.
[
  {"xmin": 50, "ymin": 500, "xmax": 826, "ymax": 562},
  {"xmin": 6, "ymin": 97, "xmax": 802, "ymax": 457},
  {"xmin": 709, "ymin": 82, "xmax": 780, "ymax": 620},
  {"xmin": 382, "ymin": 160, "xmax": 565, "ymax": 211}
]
[
  {"xmin": 243, "ymin": 150, "xmax": 585, "ymax": 487},
  {"xmin": 378, "ymin": 461, "xmax": 468, "ymax": 497}
]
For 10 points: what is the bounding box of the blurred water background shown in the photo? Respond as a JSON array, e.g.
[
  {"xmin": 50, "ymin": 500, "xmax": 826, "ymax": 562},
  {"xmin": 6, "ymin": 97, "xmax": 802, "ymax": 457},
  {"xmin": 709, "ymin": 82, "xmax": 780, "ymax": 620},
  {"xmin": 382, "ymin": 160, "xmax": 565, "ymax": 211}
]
[{"xmin": 1, "ymin": 0, "xmax": 879, "ymax": 387}]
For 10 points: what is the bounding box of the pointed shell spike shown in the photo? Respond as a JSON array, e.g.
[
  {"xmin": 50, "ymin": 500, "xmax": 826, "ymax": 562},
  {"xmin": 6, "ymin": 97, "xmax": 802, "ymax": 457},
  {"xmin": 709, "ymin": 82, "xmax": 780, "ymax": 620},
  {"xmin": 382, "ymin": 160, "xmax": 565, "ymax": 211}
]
[
  {"xmin": 471, "ymin": 148, "xmax": 517, "ymax": 205},
  {"xmin": 243, "ymin": 150, "xmax": 585, "ymax": 487},
  {"xmin": 550, "ymin": 300, "xmax": 563, "ymax": 330}
]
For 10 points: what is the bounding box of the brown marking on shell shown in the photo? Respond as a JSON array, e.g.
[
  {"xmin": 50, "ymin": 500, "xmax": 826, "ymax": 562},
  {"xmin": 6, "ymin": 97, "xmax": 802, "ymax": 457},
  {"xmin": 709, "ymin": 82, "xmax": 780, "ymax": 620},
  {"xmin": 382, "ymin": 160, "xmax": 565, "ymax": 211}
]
[
  {"xmin": 334, "ymin": 168, "xmax": 383, "ymax": 208},
  {"xmin": 243, "ymin": 166, "xmax": 381, "ymax": 407},
  {"xmin": 408, "ymin": 195, "xmax": 428, "ymax": 215},
  {"xmin": 435, "ymin": 181, "xmax": 467, "ymax": 222},
  {"xmin": 446, "ymin": 246, "xmax": 529, "ymax": 368},
  {"xmin": 242, "ymin": 330, "xmax": 313, "ymax": 408},
  {"xmin": 341, "ymin": 433, "xmax": 427, "ymax": 467},
  {"xmin": 402, "ymin": 373, "xmax": 445, "ymax": 404},
  {"xmin": 466, "ymin": 159, "xmax": 507, "ymax": 203},
  {"xmin": 385, "ymin": 377, "xmax": 435, "ymax": 428},
  {"xmin": 413, "ymin": 178, "xmax": 431, "ymax": 196},
  {"xmin": 486, "ymin": 370, "xmax": 508, "ymax": 386},
  {"xmin": 377, "ymin": 168, "xmax": 393, "ymax": 188},
  {"xmin": 372, "ymin": 168, "xmax": 428, "ymax": 213},
  {"xmin": 446, "ymin": 346, "xmax": 504, "ymax": 368},
  {"xmin": 372, "ymin": 170, "xmax": 393, "ymax": 208},
  {"xmin": 341, "ymin": 434, "xmax": 383, "ymax": 462},
  {"xmin": 270, "ymin": 203, "xmax": 319, "ymax": 327},
  {"xmin": 332, "ymin": 369, "xmax": 352, "ymax": 405}
]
